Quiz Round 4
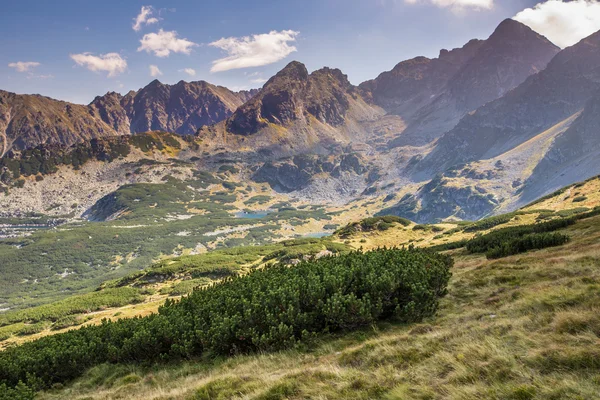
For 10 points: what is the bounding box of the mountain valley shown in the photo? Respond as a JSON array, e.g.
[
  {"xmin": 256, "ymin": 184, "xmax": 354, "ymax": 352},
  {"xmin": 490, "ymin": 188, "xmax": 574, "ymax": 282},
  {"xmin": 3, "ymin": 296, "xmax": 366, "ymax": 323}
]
[{"xmin": 3, "ymin": 13, "xmax": 600, "ymax": 399}]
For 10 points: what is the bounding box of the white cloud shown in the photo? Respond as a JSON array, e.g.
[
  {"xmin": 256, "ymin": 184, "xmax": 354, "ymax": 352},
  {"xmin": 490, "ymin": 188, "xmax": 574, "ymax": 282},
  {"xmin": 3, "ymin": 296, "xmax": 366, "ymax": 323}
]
[
  {"xmin": 209, "ymin": 30, "xmax": 299, "ymax": 72},
  {"xmin": 180, "ymin": 68, "xmax": 196, "ymax": 76},
  {"xmin": 70, "ymin": 52, "xmax": 127, "ymax": 77},
  {"xmin": 250, "ymin": 78, "xmax": 267, "ymax": 84},
  {"xmin": 404, "ymin": 0, "xmax": 493, "ymax": 11},
  {"xmin": 8, "ymin": 61, "xmax": 40, "ymax": 72},
  {"xmin": 149, "ymin": 65, "xmax": 163, "ymax": 77},
  {"xmin": 133, "ymin": 5, "xmax": 159, "ymax": 32},
  {"xmin": 138, "ymin": 29, "xmax": 198, "ymax": 57},
  {"xmin": 514, "ymin": 0, "xmax": 600, "ymax": 48}
]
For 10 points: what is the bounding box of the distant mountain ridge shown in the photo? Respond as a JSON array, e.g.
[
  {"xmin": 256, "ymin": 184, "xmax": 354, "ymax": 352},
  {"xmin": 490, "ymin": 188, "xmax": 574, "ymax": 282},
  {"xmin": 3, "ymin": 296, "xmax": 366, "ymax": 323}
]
[
  {"xmin": 5, "ymin": 18, "xmax": 600, "ymax": 225},
  {"xmin": 359, "ymin": 38, "xmax": 485, "ymax": 125},
  {"xmin": 0, "ymin": 81, "xmax": 257, "ymax": 155},
  {"xmin": 418, "ymin": 28, "xmax": 600, "ymax": 176},
  {"xmin": 395, "ymin": 19, "xmax": 560, "ymax": 146}
]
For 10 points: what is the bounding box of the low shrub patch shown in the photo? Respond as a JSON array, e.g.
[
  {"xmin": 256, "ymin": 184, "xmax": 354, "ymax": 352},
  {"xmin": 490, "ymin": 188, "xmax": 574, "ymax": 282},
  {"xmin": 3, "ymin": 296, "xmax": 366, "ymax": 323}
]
[
  {"xmin": 0, "ymin": 248, "xmax": 451, "ymax": 393},
  {"xmin": 337, "ymin": 216, "xmax": 411, "ymax": 238},
  {"xmin": 485, "ymin": 233, "xmax": 570, "ymax": 259}
]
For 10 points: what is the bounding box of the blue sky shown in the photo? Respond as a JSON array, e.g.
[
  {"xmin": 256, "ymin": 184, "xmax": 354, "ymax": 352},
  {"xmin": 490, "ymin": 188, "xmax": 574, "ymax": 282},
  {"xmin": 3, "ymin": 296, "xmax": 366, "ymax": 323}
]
[{"xmin": 2, "ymin": 0, "xmax": 599, "ymax": 104}]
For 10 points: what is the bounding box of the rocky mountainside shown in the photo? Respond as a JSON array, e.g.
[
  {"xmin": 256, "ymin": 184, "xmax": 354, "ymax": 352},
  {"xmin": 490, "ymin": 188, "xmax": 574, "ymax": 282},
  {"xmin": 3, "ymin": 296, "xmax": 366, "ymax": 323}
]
[
  {"xmin": 5, "ymin": 19, "xmax": 600, "ymax": 225},
  {"xmin": 105, "ymin": 80, "xmax": 255, "ymax": 135},
  {"xmin": 198, "ymin": 61, "xmax": 387, "ymax": 158},
  {"xmin": 227, "ymin": 62, "xmax": 361, "ymax": 135},
  {"xmin": 359, "ymin": 39, "xmax": 484, "ymax": 124},
  {"xmin": 0, "ymin": 90, "xmax": 119, "ymax": 157},
  {"xmin": 0, "ymin": 81, "xmax": 256, "ymax": 155},
  {"xmin": 253, "ymin": 153, "xmax": 373, "ymax": 192},
  {"xmin": 374, "ymin": 28, "xmax": 600, "ymax": 222},
  {"xmin": 417, "ymin": 29, "xmax": 600, "ymax": 178},
  {"xmin": 519, "ymin": 88, "xmax": 600, "ymax": 205},
  {"xmin": 395, "ymin": 19, "xmax": 559, "ymax": 146}
]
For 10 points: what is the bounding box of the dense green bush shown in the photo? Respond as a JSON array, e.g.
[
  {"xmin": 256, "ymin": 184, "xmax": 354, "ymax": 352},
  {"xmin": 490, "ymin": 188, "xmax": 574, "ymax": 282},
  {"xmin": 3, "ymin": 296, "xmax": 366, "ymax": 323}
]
[
  {"xmin": 0, "ymin": 288, "xmax": 144, "ymax": 327},
  {"xmin": 337, "ymin": 216, "xmax": 411, "ymax": 238},
  {"xmin": 427, "ymin": 240, "xmax": 469, "ymax": 252},
  {"xmin": 463, "ymin": 213, "xmax": 515, "ymax": 233},
  {"xmin": 485, "ymin": 233, "xmax": 570, "ymax": 259},
  {"xmin": 0, "ymin": 248, "xmax": 451, "ymax": 392},
  {"xmin": 0, "ymin": 382, "xmax": 35, "ymax": 400},
  {"xmin": 465, "ymin": 218, "xmax": 576, "ymax": 255}
]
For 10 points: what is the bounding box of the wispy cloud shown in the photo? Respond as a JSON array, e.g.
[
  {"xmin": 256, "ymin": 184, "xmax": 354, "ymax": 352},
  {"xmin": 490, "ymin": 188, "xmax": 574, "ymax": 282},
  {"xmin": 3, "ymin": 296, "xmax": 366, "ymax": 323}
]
[
  {"xmin": 149, "ymin": 65, "xmax": 163, "ymax": 77},
  {"xmin": 514, "ymin": 0, "xmax": 600, "ymax": 48},
  {"xmin": 133, "ymin": 5, "xmax": 159, "ymax": 32},
  {"xmin": 8, "ymin": 61, "xmax": 41, "ymax": 72},
  {"xmin": 404, "ymin": 0, "xmax": 493, "ymax": 11},
  {"xmin": 180, "ymin": 68, "xmax": 196, "ymax": 76},
  {"xmin": 138, "ymin": 29, "xmax": 198, "ymax": 57},
  {"xmin": 209, "ymin": 30, "xmax": 299, "ymax": 72},
  {"xmin": 28, "ymin": 74, "xmax": 54, "ymax": 79},
  {"xmin": 250, "ymin": 78, "xmax": 267, "ymax": 84},
  {"xmin": 70, "ymin": 52, "xmax": 127, "ymax": 77}
]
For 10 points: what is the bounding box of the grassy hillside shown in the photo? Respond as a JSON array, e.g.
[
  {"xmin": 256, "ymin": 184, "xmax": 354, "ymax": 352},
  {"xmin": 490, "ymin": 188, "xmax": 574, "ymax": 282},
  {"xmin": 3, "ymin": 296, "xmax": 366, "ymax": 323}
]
[
  {"xmin": 33, "ymin": 210, "xmax": 600, "ymax": 400},
  {"xmin": 0, "ymin": 237, "xmax": 350, "ymax": 349},
  {"xmin": 2, "ymin": 175, "xmax": 600, "ymax": 399},
  {"xmin": 0, "ymin": 170, "xmax": 372, "ymax": 312}
]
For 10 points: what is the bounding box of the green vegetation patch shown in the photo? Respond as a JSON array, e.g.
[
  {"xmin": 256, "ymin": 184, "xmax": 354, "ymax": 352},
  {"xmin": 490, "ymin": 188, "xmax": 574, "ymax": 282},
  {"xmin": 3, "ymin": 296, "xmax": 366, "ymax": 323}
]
[
  {"xmin": 244, "ymin": 195, "xmax": 272, "ymax": 205},
  {"xmin": 337, "ymin": 216, "xmax": 411, "ymax": 238},
  {"xmin": 0, "ymin": 288, "xmax": 144, "ymax": 327},
  {"xmin": 463, "ymin": 213, "xmax": 515, "ymax": 233},
  {"xmin": 0, "ymin": 248, "xmax": 452, "ymax": 393}
]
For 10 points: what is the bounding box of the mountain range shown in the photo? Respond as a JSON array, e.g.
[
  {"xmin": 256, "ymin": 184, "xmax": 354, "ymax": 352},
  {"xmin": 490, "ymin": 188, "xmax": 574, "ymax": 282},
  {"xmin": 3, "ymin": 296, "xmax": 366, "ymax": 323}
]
[{"xmin": 2, "ymin": 18, "xmax": 600, "ymax": 223}]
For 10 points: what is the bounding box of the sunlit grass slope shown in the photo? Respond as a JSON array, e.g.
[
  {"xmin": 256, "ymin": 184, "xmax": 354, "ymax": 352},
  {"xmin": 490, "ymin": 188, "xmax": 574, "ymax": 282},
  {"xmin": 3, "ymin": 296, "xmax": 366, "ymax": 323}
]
[{"xmin": 38, "ymin": 213, "xmax": 600, "ymax": 400}]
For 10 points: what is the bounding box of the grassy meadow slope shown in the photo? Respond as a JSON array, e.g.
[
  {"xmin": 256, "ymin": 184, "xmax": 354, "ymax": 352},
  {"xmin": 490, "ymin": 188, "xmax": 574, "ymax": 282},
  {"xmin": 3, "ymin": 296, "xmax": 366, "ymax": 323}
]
[
  {"xmin": 1, "ymin": 175, "xmax": 600, "ymax": 399},
  {"xmin": 37, "ymin": 207, "xmax": 600, "ymax": 400},
  {"xmin": 3, "ymin": 175, "xmax": 600, "ymax": 348}
]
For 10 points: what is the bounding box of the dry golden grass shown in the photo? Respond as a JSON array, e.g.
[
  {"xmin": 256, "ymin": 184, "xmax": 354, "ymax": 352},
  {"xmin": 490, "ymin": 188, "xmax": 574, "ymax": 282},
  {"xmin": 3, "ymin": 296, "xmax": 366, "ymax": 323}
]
[
  {"xmin": 38, "ymin": 216, "xmax": 600, "ymax": 400},
  {"xmin": 523, "ymin": 176, "xmax": 600, "ymax": 212}
]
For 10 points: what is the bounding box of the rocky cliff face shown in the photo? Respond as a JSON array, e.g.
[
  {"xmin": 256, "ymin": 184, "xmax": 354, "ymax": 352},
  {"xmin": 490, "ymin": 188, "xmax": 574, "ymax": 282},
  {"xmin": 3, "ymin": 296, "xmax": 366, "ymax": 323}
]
[
  {"xmin": 0, "ymin": 81, "xmax": 256, "ymax": 154},
  {"xmin": 396, "ymin": 19, "xmax": 560, "ymax": 146},
  {"xmin": 416, "ymin": 28, "xmax": 600, "ymax": 178},
  {"xmin": 359, "ymin": 39, "xmax": 484, "ymax": 123},
  {"xmin": 226, "ymin": 62, "xmax": 356, "ymax": 135},
  {"xmin": 0, "ymin": 90, "xmax": 119, "ymax": 157},
  {"xmin": 519, "ymin": 89, "xmax": 600, "ymax": 205},
  {"xmin": 253, "ymin": 153, "xmax": 371, "ymax": 192},
  {"xmin": 378, "ymin": 174, "xmax": 498, "ymax": 223},
  {"xmin": 100, "ymin": 80, "xmax": 254, "ymax": 135}
]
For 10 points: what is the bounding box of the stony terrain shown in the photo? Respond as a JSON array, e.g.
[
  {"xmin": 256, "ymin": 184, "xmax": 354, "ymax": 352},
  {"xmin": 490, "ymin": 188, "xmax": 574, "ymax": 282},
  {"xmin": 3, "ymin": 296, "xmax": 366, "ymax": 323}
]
[{"xmin": 3, "ymin": 19, "xmax": 600, "ymax": 236}]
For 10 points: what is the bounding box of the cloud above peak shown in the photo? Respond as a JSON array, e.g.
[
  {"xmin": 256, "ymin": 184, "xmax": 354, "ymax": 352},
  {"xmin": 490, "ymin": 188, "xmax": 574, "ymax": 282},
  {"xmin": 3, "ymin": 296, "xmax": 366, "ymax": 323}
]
[
  {"xmin": 180, "ymin": 68, "xmax": 196, "ymax": 77},
  {"xmin": 209, "ymin": 30, "xmax": 299, "ymax": 73},
  {"xmin": 149, "ymin": 65, "xmax": 163, "ymax": 77},
  {"xmin": 514, "ymin": 0, "xmax": 600, "ymax": 48},
  {"xmin": 8, "ymin": 61, "xmax": 41, "ymax": 72},
  {"xmin": 404, "ymin": 0, "xmax": 493, "ymax": 11},
  {"xmin": 138, "ymin": 29, "xmax": 198, "ymax": 57},
  {"xmin": 70, "ymin": 53, "xmax": 127, "ymax": 77},
  {"xmin": 133, "ymin": 6, "xmax": 159, "ymax": 32}
]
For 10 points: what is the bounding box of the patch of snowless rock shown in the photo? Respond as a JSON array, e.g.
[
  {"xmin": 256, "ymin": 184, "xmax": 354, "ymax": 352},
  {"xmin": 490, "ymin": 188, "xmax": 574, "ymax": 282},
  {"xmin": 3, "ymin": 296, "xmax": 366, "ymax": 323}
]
[
  {"xmin": 291, "ymin": 174, "xmax": 368, "ymax": 205},
  {"xmin": 0, "ymin": 154, "xmax": 195, "ymax": 218}
]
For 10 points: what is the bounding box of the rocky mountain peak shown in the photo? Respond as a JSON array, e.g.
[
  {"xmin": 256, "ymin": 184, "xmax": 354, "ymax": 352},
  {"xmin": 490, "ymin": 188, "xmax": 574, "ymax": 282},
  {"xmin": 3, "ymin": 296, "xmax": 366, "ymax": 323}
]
[
  {"xmin": 438, "ymin": 39, "xmax": 484, "ymax": 63},
  {"xmin": 415, "ymin": 27, "xmax": 600, "ymax": 179},
  {"xmin": 226, "ymin": 62, "xmax": 354, "ymax": 135},
  {"xmin": 270, "ymin": 61, "xmax": 310, "ymax": 82},
  {"xmin": 392, "ymin": 18, "xmax": 560, "ymax": 147},
  {"xmin": 310, "ymin": 67, "xmax": 350, "ymax": 86},
  {"xmin": 359, "ymin": 38, "xmax": 484, "ymax": 120}
]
